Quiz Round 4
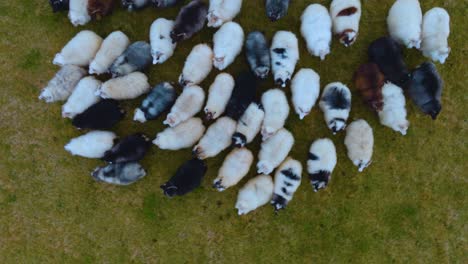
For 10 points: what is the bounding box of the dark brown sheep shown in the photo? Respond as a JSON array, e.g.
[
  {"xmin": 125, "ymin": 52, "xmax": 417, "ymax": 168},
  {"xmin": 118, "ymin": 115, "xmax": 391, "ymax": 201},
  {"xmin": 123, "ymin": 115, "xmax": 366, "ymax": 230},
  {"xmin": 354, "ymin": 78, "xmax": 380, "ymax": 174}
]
[
  {"xmin": 354, "ymin": 63, "xmax": 385, "ymax": 112},
  {"xmin": 88, "ymin": 0, "xmax": 115, "ymax": 20}
]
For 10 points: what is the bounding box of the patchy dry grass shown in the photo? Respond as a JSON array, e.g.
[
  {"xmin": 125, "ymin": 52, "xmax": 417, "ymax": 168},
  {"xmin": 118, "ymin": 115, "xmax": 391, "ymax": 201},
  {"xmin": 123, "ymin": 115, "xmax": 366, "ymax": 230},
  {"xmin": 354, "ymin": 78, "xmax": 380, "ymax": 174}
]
[{"xmin": 0, "ymin": 0, "xmax": 467, "ymax": 263}]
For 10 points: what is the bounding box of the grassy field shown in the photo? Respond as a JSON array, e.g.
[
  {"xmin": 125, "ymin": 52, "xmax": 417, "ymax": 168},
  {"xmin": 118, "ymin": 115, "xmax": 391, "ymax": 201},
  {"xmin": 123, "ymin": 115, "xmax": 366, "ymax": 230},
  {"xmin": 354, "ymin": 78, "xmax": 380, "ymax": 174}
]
[{"xmin": 0, "ymin": 0, "xmax": 467, "ymax": 263}]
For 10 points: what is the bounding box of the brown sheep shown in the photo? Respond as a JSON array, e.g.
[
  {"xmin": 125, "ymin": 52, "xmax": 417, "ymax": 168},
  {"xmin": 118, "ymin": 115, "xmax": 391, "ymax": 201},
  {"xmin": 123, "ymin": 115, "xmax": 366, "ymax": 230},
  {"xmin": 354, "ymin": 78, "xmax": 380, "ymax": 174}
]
[
  {"xmin": 354, "ymin": 63, "xmax": 385, "ymax": 112},
  {"xmin": 88, "ymin": 0, "xmax": 115, "ymax": 20}
]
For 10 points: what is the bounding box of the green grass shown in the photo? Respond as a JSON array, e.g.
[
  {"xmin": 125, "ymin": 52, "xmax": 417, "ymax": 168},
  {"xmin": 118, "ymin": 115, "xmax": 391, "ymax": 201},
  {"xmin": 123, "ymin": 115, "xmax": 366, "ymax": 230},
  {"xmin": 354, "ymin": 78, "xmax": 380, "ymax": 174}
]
[{"xmin": 0, "ymin": 0, "xmax": 467, "ymax": 263}]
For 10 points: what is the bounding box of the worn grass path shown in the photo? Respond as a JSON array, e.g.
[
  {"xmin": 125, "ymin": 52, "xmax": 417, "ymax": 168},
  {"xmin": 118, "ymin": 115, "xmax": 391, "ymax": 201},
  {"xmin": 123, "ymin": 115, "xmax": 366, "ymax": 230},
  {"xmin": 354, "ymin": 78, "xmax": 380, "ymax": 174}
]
[{"xmin": 0, "ymin": 0, "xmax": 466, "ymax": 263}]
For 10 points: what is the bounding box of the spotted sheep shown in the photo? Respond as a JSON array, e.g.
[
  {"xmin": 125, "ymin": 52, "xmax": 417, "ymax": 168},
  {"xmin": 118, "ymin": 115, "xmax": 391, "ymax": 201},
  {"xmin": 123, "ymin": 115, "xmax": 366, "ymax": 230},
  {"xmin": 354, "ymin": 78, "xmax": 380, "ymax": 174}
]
[
  {"xmin": 307, "ymin": 138, "xmax": 337, "ymax": 192},
  {"xmin": 329, "ymin": 0, "xmax": 362, "ymax": 47},
  {"xmin": 270, "ymin": 31, "xmax": 299, "ymax": 88},
  {"xmin": 271, "ymin": 157, "xmax": 302, "ymax": 212},
  {"xmin": 232, "ymin": 102, "xmax": 265, "ymax": 148},
  {"xmin": 150, "ymin": 18, "xmax": 177, "ymax": 64},
  {"xmin": 319, "ymin": 82, "xmax": 352, "ymax": 134}
]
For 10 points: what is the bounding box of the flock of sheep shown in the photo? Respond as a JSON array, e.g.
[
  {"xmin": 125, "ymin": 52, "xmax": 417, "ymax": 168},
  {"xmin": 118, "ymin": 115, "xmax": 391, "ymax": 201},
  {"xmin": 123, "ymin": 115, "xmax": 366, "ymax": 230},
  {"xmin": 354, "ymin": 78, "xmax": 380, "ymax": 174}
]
[{"xmin": 42, "ymin": 0, "xmax": 449, "ymax": 215}]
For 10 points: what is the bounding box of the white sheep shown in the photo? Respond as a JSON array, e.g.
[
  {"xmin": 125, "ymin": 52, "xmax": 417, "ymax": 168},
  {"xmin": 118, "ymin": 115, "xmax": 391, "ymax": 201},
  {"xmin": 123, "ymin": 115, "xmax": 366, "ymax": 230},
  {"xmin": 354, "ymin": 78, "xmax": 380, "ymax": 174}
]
[
  {"xmin": 235, "ymin": 174, "xmax": 274, "ymax": 215},
  {"xmin": 420, "ymin": 7, "xmax": 451, "ymax": 64},
  {"xmin": 307, "ymin": 138, "xmax": 337, "ymax": 192},
  {"xmin": 378, "ymin": 82, "xmax": 409, "ymax": 135},
  {"xmin": 270, "ymin": 31, "xmax": 299, "ymax": 87},
  {"xmin": 89, "ymin": 31, "xmax": 130, "ymax": 75},
  {"xmin": 232, "ymin": 102, "xmax": 265, "ymax": 147},
  {"xmin": 261, "ymin": 88, "xmax": 290, "ymax": 140},
  {"xmin": 387, "ymin": 0, "xmax": 422, "ymax": 49},
  {"xmin": 179, "ymin": 43, "xmax": 213, "ymax": 87},
  {"xmin": 64, "ymin": 130, "xmax": 117, "ymax": 158},
  {"xmin": 291, "ymin": 68, "xmax": 320, "ymax": 120},
  {"xmin": 53, "ymin": 30, "xmax": 103, "ymax": 67},
  {"xmin": 301, "ymin": 4, "xmax": 332, "ymax": 60},
  {"xmin": 271, "ymin": 157, "xmax": 302, "ymax": 212},
  {"xmin": 96, "ymin": 72, "xmax": 150, "ymax": 100},
  {"xmin": 213, "ymin": 147, "xmax": 254, "ymax": 191},
  {"xmin": 329, "ymin": 0, "xmax": 362, "ymax": 47},
  {"xmin": 204, "ymin": 73, "xmax": 235, "ymax": 120},
  {"xmin": 150, "ymin": 18, "xmax": 177, "ymax": 64},
  {"xmin": 207, "ymin": 0, "xmax": 242, "ymax": 28},
  {"xmin": 344, "ymin": 119, "xmax": 374, "ymax": 172},
  {"xmin": 39, "ymin": 65, "xmax": 86, "ymax": 103},
  {"xmin": 193, "ymin": 116, "xmax": 237, "ymax": 159},
  {"xmin": 62, "ymin": 76, "xmax": 102, "ymax": 118},
  {"xmin": 257, "ymin": 128, "xmax": 294, "ymax": 175},
  {"xmin": 319, "ymin": 82, "xmax": 352, "ymax": 134},
  {"xmin": 212, "ymin": 21, "xmax": 244, "ymax": 70},
  {"xmin": 153, "ymin": 118, "xmax": 206, "ymax": 150},
  {"xmin": 163, "ymin": 85, "xmax": 205, "ymax": 127},
  {"xmin": 68, "ymin": 0, "xmax": 91, "ymax": 26}
]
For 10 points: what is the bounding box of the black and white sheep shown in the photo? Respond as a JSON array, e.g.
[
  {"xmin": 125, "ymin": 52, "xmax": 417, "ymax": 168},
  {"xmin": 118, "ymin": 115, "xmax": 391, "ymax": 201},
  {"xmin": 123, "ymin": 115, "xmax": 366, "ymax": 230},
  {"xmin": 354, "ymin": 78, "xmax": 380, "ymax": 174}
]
[
  {"xmin": 307, "ymin": 138, "xmax": 337, "ymax": 192},
  {"xmin": 319, "ymin": 82, "xmax": 352, "ymax": 134},
  {"xmin": 270, "ymin": 31, "xmax": 299, "ymax": 87},
  {"xmin": 271, "ymin": 157, "xmax": 302, "ymax": 212}
]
